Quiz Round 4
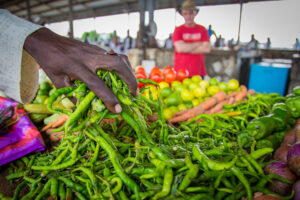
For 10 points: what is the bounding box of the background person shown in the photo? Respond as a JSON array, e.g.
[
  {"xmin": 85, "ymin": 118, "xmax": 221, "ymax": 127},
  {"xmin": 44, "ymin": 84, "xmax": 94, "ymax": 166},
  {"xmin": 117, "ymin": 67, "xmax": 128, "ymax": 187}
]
[
  {"xmin": 172, "ymin": 0, "xmax": 211, "ymax": 78},
  {"xmin": 0, "ymin": 9, "xmax": 138, "ymax": 113}
]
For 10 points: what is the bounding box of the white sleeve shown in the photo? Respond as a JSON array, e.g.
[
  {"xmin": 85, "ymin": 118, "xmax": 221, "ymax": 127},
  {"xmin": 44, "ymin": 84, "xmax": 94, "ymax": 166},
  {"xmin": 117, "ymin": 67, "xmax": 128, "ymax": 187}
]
[{"xmin": 0, "ymin": 9, "xmax": 42, "ymax": 104}]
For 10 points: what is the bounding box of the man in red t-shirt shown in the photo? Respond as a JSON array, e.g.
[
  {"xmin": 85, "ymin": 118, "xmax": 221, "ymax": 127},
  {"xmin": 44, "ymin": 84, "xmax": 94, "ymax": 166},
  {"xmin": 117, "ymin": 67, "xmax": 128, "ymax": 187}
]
[{"xmin": 172, "ymin": 0, "xmax": 211, "ymax": 77}]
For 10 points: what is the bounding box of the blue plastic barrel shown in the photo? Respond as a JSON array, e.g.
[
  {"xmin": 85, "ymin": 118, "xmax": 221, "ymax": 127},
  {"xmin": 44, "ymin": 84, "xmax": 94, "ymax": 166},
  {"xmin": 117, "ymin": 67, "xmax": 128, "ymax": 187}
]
[{"xmin": 248, "ymin": 61, "xmax": 291, "ymax": 96}]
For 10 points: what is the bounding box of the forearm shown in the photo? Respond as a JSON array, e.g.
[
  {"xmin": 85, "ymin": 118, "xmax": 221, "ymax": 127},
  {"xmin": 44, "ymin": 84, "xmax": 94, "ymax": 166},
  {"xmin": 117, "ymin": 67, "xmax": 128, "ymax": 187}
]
[
  {"xmin": 0, "ymin": 9, "xmax": 41, "ymax": 104},
  {"xmin": 190, "ymin": 42, "xmax": 211, "ymax": 54},
  {"xmin": 174, "ymin": 41, "xmax": 201, "ymax": 53}
]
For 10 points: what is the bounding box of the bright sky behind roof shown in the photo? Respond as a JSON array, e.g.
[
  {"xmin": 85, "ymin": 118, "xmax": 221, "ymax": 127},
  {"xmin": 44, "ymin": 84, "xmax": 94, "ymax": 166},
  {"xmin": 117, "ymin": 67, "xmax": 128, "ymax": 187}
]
[{"xmin": 46, "ymin": 0, "xmax": 300, "ymax": 49}]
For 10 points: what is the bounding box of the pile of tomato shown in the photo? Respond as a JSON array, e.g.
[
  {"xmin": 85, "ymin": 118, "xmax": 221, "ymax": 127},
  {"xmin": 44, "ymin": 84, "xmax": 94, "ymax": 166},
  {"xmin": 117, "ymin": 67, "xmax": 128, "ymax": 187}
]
[
  {"xmin": 135, "ymin": 66, "xmax": 241, "ymax": 120},
  {"xmin": 135, "ymin": 66, "xmax": 189, "ymax": 88}
]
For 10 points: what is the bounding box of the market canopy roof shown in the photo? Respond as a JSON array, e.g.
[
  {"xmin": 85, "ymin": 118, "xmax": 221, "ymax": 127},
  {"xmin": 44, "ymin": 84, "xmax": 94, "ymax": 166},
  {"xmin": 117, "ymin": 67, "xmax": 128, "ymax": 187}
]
[{"xmin": 1, "ymin": 0, "xmax": 277, "ymax": 24}]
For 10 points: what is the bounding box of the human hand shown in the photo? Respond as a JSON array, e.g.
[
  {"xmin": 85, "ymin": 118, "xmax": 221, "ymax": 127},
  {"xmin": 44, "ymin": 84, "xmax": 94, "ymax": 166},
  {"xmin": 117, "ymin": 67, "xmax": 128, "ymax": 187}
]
[{"xmin": 24, "ymin": 28, "xmax": 138, "ymax": 113}]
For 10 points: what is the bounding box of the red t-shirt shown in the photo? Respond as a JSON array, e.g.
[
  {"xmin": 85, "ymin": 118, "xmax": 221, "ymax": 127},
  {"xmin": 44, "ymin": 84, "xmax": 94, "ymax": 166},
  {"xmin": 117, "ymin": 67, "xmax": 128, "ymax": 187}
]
[{"xmin": 172, "ymin": 24, "xmax": 209, "ymax": 76}]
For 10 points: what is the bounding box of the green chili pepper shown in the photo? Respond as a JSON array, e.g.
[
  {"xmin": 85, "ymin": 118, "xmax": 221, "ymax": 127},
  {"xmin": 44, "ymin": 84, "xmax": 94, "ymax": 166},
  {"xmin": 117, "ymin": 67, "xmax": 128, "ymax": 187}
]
[
  {"xmin": 6, "ymin": 170, "xmax": 28, "ymax": 180},
  {"xmin": 49, "ymin": 177, "xmax": 58, "ymax": 200},
  {"xmin": 73, "ymin": 167, "xmax": 97, "ymax": 189},
  {"xmin": 12, "ymin": 180, "xmax": 27, "ymax": 200},
  {"xmin": 118, "ymin": 93, "xmax": 132, "ymax": 105},
  {"xmin": 35, "ymin": 179, "xmax": 52, "ymax": 200},
  {"xmin": 65, "ymin": 91, "xmax": 95, "ymax": 133},
  {"xmin": 178, "ymin": 158, "xmax": 199, "ymax": 191},
  {"xmin": 94, "ymin": 135, "xmax": 141, "ymax": 200},
  {"xmin": 32, "ymin": 146, "xmax": 77, "ymax": 171},
  {"xmin": 192, "ymin": 145, "xmax": 237, "ymax": 171},
  {"xmin": 41, "ymin": 147, "xmax": 69, "ymax": 177},
  {"xmin": 47, "ymin": 87, "xmax": 75, "ymax": 114},
  {"xmin": 58, "ymin": 182, "xmax": 66, "ymax": 200},
  {"xmin": 153, "ymin": 168, "xmax": 173, "ymax": 200},
  {"xmin": 58, "ymin": 177, "xmax": 87, "ymax": 194},
  {"xmin": 103, "ymin": 177, "xmax": 123, "ymax": 197},
  {"xmin": 250, "ymin": 148, "xmax": 273, "ymax": 159},
  {"xmin": 121, "ymin": 110, "xmax": 142, "ymax": 143},
  {"xmin": 230, "ymin": 166, "xmax": 252, "ymax": 200}
]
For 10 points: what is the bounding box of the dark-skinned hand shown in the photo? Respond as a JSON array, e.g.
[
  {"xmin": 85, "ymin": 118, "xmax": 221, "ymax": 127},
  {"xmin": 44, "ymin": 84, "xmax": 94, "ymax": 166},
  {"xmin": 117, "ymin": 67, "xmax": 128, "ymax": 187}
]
[{"xmin": 24, "ymin": 28, "xmax": 138, "ymax": 113}]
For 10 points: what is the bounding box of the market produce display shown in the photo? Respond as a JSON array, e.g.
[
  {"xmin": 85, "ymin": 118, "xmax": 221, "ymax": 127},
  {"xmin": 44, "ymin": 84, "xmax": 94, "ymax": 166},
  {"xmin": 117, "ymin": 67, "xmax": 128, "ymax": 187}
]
[{"xmin": 1, "ymin": 66, "xmax": 300, "ymax": 200}]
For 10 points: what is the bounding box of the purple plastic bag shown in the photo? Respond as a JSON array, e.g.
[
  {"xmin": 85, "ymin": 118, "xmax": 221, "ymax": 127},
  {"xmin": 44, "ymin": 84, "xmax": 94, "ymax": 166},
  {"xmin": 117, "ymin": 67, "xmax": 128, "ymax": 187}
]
[{"xmin": 0, "ymin": 97, "xmax": 45, "ymax": 166}]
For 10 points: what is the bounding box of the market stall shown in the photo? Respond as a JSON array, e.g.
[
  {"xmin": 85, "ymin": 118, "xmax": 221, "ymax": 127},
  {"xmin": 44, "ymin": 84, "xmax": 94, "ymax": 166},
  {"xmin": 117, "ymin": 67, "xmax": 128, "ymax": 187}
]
[
  {"xmin": 1, "ymin": 65, "xmax": 300, "ymax": 199},
  {"xmin": 1, "ymin": 0, "xmax": 300, "ymax": 199}
]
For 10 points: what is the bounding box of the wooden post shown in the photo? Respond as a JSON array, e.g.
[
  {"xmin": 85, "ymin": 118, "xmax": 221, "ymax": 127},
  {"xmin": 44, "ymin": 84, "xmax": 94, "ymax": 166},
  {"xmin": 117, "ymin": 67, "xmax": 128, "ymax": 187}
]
[{"xmin": 68, "ymin": 0, "xmax": 74, "ymax": 38}]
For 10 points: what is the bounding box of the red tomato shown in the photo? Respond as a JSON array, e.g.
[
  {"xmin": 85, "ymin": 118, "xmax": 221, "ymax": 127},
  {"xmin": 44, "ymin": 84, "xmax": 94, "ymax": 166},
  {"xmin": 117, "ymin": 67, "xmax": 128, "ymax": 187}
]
[
  {"xmin": 177, "ymin": 69, "xmax": 189, "ymax": 81},
  {"xmin": 150, "ymin": 67, "xmax": 162, "ymax": 77},
  {"xmin": 136, "ymin": 73, "xmax": 147, "ymax": 88},
  {"xmin": 164, "ymin": 70, "xmax": 176, "ymax": 83},
  {"xmin": 163, "ymin": 66, "xmax": 174, "ymax": 77},
  {"xmin": 150, "ymin": 74, "xmax": 163, "ymax": 83},
  {"xmin": 135, "ymin": 66, "xmax": 146, "ymax": 76}
]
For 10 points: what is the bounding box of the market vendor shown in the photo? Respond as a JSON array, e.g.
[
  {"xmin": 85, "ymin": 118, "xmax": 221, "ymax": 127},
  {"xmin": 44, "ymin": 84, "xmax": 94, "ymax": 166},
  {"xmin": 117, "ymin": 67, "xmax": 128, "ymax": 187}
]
[
  {"xmin": 0, "ymin": 9, "xmax": 138, "ymax": 114},
  {"xmin": 172, "ymin": 0, "xmax": 211, "ymax": 78}
]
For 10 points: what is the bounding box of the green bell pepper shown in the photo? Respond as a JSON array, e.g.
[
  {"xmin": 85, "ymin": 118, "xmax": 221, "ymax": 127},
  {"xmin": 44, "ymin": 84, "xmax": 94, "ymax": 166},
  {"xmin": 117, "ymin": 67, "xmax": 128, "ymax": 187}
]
[
  {"xmin": 270, "ymin": 107, "xmax": 290, "ymax": 131},
  {"xmin": 247, "ymin": 115, "xmax": 276, "ymax": 139},
  {"xmin": 238, "ymin": 132, "xmax": 255, "ymax": 148},
  {"xmin": 285, "ymin": 96, "xmax": 300, "ymax": 118},
  {"xmin": 293, "ymin": 86, "xmax": 300, "ymax": 96},
  {"xmin": 256, "ymin": 135, "xmax": 280, "ymax": 150}
]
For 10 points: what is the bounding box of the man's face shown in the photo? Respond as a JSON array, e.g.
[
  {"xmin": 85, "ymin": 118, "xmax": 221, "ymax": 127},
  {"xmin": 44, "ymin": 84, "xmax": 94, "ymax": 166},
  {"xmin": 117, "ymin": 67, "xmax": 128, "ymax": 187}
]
[{"xmin": 181, "ymin": 10, "xmax": 197, "ymax": 26}]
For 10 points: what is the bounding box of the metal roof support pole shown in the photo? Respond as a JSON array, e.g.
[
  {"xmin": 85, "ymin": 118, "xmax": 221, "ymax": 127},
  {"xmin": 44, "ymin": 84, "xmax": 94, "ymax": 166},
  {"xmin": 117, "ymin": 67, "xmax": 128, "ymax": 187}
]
[
  {"xmin": 237, "ymin": 0, "xmax": 243, "ymax": 45},
  {"xmin": 148, "ymin": 0, "xmax": 156, "ymax": 47},
  {"xmin": 68, "ymin": 0, "xmax": 74, "ymax": 38},
  {"xmin": 138, "ymin": 0, "xmax": 146, "ymax": 58},
  {"xmin": 26, "ymin": 0, "xmax": 32, "ymax": 22}
]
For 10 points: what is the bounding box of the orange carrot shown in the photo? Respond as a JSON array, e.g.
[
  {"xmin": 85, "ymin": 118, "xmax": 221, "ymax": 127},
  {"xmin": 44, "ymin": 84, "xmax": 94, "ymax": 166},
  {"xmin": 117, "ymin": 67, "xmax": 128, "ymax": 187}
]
[
  {"xmin": 168, "ymin": 91, "xmax": 226, "ymax": 123},
  {"xmin": 206, "ymin": 99, "xmax": 229, "ymax": 115},
  {"xmin": 234, "ymin": 85, "xmax": 248, "ymax": 102},
  {"xmin": 228, "ymin": 97, "xmax": 235, "ymax": 104},
  {"xmin": 172, "ymin": 109, "xmax": 188, "ymax": 118},
  {"xmin": 50, "ymin": 131, "xmax": 64, "ymax": 142},
  {"xmin": 228, "ymin": 92, "xmax": 239, "ymax": 97},
  {"xmin": 147, "ymin": 113, "xmax": 158, "ymax": 122},
  {"xmin": 41, "ymin": 114, "xmax": 69, "ymax": 132},
  {"xmin": 247, "ymin": 89, "xmax": 255, "ymax": 96}
]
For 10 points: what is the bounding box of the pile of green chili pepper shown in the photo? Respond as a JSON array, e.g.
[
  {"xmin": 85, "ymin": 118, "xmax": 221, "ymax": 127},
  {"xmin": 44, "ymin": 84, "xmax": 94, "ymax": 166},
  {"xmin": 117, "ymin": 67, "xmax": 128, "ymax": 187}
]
[{"xmin": 4, "ymin": 72, "xmax": 300, "ymax": 200}]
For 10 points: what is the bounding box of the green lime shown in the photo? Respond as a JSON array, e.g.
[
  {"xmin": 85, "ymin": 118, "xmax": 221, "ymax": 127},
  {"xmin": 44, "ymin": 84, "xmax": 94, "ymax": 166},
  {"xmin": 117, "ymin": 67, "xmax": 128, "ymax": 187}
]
[
  {"xmin": 33, "ymin": 94, "xmax": 48, "ymax": 104},
  {"xmin": 163, "ymin": 108, "xmax": 173, "ymax": 120},
  {"xmin": 165, "ymin": 93, "xmax": 181, "ymax": 106},
  {"xmin": 160, "ymin": 87, "xmax": 173, "ymax": 99},
  {"xmin": 191, "ymin": 75, "xmax": 202, "ymax": 83},
  {"xmin": 177, "ymin": 103, "xmax": 187, "ymax": 111},
  {"xmin": 39, "ymin": 81, "xmax": 52, "ymax": 91},
  {"xmin": 219, "ymin": 82, "xmax": 228, "ymax": 91},
  {"xmin": 184, "ymin": 101, "xmax": 193, "ymax": 109},
  {"xmin": 169, "ymin": 106, "xmax": 179, "ymax": 114},
  {"xmin": 209, "ymin": 78, "xmax": 219, "ymax": 86}
]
